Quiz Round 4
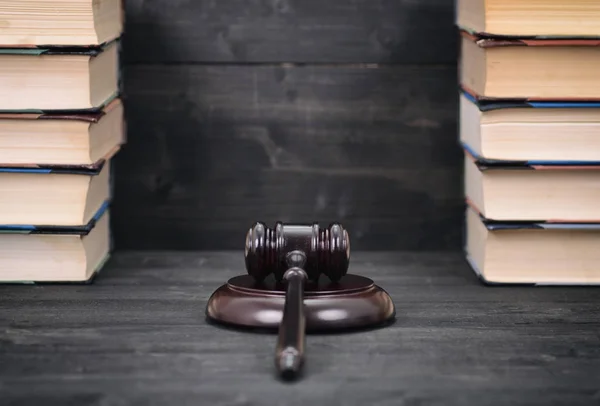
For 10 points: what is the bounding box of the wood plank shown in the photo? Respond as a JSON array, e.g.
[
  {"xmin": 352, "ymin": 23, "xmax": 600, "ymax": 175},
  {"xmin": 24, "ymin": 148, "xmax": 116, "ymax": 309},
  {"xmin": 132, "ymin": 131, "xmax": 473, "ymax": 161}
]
[
  {"xmin": 1, "ymin": 252, "xmax": 599, "ymax": 406},
  {"xmin": 112, "ymin": 65, "xmax": 463, "ymax": 250},
  {"xmin": 122, "ymin": 0, "xmax": 458, "ymax": 63}
]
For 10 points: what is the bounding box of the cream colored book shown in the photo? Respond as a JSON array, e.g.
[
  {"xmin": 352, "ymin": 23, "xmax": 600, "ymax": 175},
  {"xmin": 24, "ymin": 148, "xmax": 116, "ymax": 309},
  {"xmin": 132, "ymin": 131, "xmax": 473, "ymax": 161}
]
[
  {"xmin": 0, "ymin": 98, "xmax": 124, "ymax": 165},
  {"xmin": 0, "ymin": 154, "xmax": 113, "ymax": 226},
  {"xmin": 0, "ymin": 0, "xmax": 123, "ymax": 46},
  {"xmin": 465, "ymin": 204, "xmax": 600, "ymax": 285},
  {"xmin": 459, "ymin": 92, "xmax": 600, "ymax": 162},
  {"xmin": 459, "ymin": 31, "xmax": 600, "ymax": 100},
  {"xmin": 0, "ymin": 205, "xmax": 111, "ymax": 283},
  {"xmin": 464, "ymin": 150, "xmax": 600, "ymax": 222},
  {"xmin": 0, "ymin": 41, "xmax": 119, "ymax": 111},
  {"xmin": 456, "ymin": 0, "xmax": 600, "ymax": 37}
]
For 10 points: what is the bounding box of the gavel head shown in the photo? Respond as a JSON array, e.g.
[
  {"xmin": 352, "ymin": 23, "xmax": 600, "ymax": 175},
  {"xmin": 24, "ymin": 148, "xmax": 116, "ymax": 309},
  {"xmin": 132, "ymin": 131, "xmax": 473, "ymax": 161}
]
[{"xmin": 244, "ymin": 222, "xmax": 350, "ymax": 283}]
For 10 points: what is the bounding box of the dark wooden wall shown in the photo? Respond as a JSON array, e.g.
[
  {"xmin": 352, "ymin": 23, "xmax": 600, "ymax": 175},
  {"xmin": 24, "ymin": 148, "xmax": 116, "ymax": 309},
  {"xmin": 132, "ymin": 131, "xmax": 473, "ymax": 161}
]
[{"xmin": 112, "ymin": 0, "xmax": 462, "ymax": 250}]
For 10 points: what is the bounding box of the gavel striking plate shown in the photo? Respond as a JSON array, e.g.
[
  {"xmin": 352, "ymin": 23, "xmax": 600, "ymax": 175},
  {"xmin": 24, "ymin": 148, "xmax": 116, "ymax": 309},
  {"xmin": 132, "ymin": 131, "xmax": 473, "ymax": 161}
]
[{"xmin": 205, "ymin": 222, "xmax": 395, "ymax": 380}]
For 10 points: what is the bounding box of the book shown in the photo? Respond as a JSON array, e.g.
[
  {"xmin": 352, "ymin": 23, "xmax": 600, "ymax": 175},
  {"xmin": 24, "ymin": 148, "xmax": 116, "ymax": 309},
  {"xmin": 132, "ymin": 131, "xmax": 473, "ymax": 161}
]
[
  {"xmin": 0, "ymin": 154, "xmax": 112, "ymax": 227},
  {"xmin": 460, "ymin": 91, "xmax": 600, "ymax": 162},
  {"xmin": 464, "ymin": 148, "xmax": 600, "ymax": 222},
  {"xmin": 0, "ymin": 0, "xmax": 123, "ymax": 284},
  {"xmin": 0, "ymin": 202, "xmax": 111, "ymax": 283},
  {"xmin": 0, "ymin": 0, "xmax": 123, "ymax": 47},
  {"xmin": 0, "ymin": 41, "xmax": 119, "ymax": 111},
  {"xmin": 456, "ymin": 0, "xmax": 600, "ymax": 38},
  {"xmin": 465, "ymin": 204, "xmax": 600, "ymax": 285},
  {"xmin": 0, "ymin": 98, "xmax": 124, "ymax": 165},
  {"xmin": 459, "ymin": 31, "xmax": 600, "ymax": 100}
]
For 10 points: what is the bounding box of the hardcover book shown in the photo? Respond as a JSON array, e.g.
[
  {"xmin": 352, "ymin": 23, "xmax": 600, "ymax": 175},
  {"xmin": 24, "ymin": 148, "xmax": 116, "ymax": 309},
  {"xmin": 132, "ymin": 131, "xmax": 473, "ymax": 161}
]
[
  {"xmin": 463, "ymin": 147, "xmax": 600, "ymax": 222},
  {"xmin": 456, "ymin": 0, "xmax": 600, "ymax": 38},
  {"xmin": 0, "ymin": 98, "xmax": 125, "ymax": 165},
  {"xmin": 0, "ymin": 0, "xmax": 123, "ymax": 47},
  {"xmin": 459, "ymin": 91, "xmax": 600, "ymax": 162},
  {"xmin": 0, "ymin": 41, "xmax": 119, "ymax": 112},
  {"xmin": 459, "ymin": 31, "xmax": 600, "ymax": 100},
  {"xmin": 465, "ymin": 204, "xmax": 600, "ymax": 285},
  {"xmin": 0, "ymin": 150, "xmax": 115, "ymax": 227},
  {"xmin": 0, "ymin": 202, "xmax": 111, "ymax": 283}
]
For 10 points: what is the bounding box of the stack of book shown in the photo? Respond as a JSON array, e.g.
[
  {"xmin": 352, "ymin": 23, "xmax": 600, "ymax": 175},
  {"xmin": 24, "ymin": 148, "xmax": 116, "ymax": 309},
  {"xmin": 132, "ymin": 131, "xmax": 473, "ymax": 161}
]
[
  {"xmin": 0, "ymin": 0, "xmax": 125, "ymax": 283},
  {"xmin": 456, "ymin": 0, "xmax": 600, "ymax": 285}
]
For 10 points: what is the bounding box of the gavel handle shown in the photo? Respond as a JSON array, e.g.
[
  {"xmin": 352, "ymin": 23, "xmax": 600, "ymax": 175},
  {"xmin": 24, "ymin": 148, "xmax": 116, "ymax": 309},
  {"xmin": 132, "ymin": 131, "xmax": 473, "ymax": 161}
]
[{"xmin": 275, "ymin": 267, "xmax": 307, "ymax": 380}]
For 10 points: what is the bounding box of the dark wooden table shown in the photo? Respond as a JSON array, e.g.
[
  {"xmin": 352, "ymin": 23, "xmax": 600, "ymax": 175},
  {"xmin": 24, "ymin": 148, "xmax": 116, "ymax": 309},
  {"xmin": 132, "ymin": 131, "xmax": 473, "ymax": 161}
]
[{"xmin": 1, "ymin": 252, "xmax": 599, "ymax": 405}]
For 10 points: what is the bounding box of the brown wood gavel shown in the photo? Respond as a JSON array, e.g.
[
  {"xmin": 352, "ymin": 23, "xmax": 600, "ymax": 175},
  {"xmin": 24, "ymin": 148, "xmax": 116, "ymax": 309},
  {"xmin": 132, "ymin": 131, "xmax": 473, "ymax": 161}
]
[{"xmin": 244, "ymin": 222, "xmax": 350, "ymax": 380}]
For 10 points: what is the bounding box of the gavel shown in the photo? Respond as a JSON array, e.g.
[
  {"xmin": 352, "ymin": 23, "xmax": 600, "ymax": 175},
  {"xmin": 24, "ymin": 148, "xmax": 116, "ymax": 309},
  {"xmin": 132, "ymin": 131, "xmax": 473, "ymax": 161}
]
[
  {"xmin": 206, "ymin": 221, "xmax": 394, "ymax": 381},
  {"xmin": 244, "ymin": 221, "xmax": 350, "ymax": 380}
]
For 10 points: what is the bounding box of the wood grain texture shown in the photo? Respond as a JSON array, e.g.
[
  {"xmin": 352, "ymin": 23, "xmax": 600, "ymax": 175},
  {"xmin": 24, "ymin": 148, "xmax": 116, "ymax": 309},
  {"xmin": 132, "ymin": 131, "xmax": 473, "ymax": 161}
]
[
  {"xmin": 111, "ymin": 64, "xmax": 463, "ymax": 250},
  {"xmin": 1, "ymin": 251, "xmax": 599, "ymax": 406},
  {"xmin": 122, "ymin": 0, "xmax": 458, "ymax": 64}
]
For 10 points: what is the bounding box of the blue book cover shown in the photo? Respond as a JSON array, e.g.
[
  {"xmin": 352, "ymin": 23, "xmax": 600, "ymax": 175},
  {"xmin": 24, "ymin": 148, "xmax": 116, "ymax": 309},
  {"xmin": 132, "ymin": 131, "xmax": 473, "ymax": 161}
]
[
  {"xmin": 0, "ymin": 200, "xmax": 110, "ymax": 235},
  {"xmin": 460, "ymin": 86, "xmax": 600, "ymax": 112},
  {"xmin": 462, "ymin": 142, "xmax": 600, "ymax": 168},
  {"xmin": 0, "ymin": 160, "xmax": 107, "ymax": 175},
  {"xmin": 466, "ymin": 200, "xmax": 600, "ymax": 231}
]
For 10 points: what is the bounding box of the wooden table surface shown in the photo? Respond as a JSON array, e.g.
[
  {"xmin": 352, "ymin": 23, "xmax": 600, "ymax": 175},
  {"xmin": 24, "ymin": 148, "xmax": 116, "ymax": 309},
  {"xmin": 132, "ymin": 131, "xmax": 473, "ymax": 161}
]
[{"xmin": 1, "ymin": 251, "xmax": 599, "ymax": 405}]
